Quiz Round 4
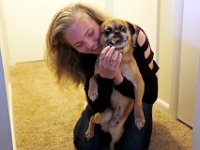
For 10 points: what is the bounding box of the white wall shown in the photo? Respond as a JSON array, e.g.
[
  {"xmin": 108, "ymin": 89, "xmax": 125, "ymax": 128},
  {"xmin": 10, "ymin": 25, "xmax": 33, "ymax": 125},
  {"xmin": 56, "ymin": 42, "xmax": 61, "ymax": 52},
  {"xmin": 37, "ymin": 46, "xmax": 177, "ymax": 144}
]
[
  {"xmin": 2, "ymin": 0, "xmax": 73, "ymax": 64},
  {"xmin": 1, "ymin": 0, "xmax": 106, "ymax": 64}
]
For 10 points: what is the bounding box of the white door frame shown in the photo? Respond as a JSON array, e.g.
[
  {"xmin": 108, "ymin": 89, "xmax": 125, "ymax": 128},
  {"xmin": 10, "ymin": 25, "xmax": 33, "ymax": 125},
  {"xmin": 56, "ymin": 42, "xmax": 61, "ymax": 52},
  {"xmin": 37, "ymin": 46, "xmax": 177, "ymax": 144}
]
[
  {"xmin": 167, "ymin": 0, "xmax": 183, "ymax": 118},
  {"xmin": 193, "ymin": 57, "xmax": 200, "ymax": 149},
  {"xmin": 0, "ymin": 49, "xmax": 13, "ymax": 150}
]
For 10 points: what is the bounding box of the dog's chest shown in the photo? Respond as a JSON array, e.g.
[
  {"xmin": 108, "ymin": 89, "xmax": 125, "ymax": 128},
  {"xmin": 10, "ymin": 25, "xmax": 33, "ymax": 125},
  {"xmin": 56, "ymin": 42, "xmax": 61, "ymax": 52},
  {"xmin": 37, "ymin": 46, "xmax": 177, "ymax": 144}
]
[
  {"xmin": 111, "ymin": 89, "xmax": 132, "ymax": 109},
  {"xmin": 120, "ymin": 63, "xmax": 134, "ymax": 80}
]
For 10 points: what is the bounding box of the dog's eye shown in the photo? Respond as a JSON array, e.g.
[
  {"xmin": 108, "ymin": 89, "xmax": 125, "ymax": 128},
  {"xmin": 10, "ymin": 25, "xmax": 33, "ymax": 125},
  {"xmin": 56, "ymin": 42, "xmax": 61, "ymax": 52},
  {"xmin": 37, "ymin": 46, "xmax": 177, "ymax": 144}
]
[
  {"xmin": 119, "ymin": 26, "xmax": 127, "ymax": 32},
  {"xmin": 103, "ymin": 27, "xmax": 112, "ymax": 36}
]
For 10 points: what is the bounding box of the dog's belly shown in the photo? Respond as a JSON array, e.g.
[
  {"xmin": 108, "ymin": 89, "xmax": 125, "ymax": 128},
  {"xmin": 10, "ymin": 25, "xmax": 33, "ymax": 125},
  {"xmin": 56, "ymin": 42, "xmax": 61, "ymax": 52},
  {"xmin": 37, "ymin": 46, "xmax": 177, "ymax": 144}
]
[{"xmin": 111, "ymin": 90, "xmax": 133, "ymax": 117}]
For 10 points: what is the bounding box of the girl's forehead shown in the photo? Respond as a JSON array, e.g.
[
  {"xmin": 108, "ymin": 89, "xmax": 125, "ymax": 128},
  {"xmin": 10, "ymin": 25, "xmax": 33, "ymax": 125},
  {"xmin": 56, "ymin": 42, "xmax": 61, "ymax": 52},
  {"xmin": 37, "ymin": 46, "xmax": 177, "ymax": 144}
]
[
  {"xmin": 65, "ymin": 15, "xmax": 91, "ymax": 34},
  {"xmin": 68, "ymin": 15, "xmax": 92, "ymax": 30},
  {"xmin": 63, "ymin": 16, "xmax": 91, "ymax": 44}
]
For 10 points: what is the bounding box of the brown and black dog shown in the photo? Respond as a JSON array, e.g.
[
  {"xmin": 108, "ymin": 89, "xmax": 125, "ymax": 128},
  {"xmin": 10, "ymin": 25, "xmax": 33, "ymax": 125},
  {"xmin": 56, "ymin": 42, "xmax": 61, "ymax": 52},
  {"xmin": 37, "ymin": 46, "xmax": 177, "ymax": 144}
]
[{"xmin": 85, "ymin": 19, "xmax": 145, "ymax": 150}]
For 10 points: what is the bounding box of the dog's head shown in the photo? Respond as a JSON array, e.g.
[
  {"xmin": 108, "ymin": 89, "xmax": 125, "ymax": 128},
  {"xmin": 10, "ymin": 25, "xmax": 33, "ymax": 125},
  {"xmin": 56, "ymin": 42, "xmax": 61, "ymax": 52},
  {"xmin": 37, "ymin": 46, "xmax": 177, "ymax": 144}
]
[{"xmin": 100, "ymin": 19, "xmax": 135, "ymax": 54}]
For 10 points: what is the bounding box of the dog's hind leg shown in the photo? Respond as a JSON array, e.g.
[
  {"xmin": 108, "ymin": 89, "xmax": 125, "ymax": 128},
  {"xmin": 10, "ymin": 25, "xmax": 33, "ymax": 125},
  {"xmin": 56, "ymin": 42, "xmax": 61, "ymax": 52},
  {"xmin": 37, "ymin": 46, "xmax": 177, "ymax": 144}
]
[
  {"xmin": 109, "ymin": 123, "xmax": 124, "ymax": 150},
  {"xmin": 85, "ymin": 109, "xmax": 113, "ymax": 140},
  {"xmin": 85, "ymin": 115, "xmax": 96, "ymax": 140},
  {"xmin": 109, "ymin": 100, "xmax": 134, "ymax": 150}
]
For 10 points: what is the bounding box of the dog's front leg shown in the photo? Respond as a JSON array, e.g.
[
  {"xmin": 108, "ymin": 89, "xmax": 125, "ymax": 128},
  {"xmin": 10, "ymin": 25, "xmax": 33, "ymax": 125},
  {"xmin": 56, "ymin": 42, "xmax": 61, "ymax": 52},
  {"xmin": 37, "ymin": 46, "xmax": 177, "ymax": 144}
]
[
  {"xmin": 88, "ymin": 75, "xmax": 98, "ymax": 101},
  {"xmin": 126, "ymin": 61, "xmax": 145, "ymax": 129},
  {"xmin": 133, "ymin": 72, "xmax": 145, "ymax": 129}
]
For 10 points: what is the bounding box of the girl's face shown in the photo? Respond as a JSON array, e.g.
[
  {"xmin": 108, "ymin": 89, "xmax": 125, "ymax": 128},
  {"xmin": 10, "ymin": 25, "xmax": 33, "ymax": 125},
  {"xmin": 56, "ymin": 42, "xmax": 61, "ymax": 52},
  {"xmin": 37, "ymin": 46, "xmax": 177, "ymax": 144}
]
[{"xmin": 63, "ymin": 15, "xmax": 101, "ymax": 54}]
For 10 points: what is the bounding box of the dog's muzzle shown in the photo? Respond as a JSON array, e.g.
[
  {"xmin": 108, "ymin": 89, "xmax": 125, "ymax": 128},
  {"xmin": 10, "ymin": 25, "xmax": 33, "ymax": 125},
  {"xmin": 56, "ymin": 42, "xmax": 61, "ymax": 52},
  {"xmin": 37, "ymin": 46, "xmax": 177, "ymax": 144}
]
[{"xmin": 107, "ymin": 33, "xmax": 128, "ymax": 49}]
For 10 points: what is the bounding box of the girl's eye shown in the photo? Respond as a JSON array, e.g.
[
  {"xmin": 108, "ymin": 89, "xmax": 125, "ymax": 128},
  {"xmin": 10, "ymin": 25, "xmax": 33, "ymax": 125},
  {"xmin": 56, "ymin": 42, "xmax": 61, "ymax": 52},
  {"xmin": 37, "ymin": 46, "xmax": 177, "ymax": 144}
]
[
  {"xmin": 75, "ymin": 42, "xmax": 82, "ymax": 48},
  {"xmin": 119, "ymin": 26, "xmax": 127, "ymax": 32},
  {"xmin": 103, "ymin": 26, "xmax": 112, "ymax": 36}
]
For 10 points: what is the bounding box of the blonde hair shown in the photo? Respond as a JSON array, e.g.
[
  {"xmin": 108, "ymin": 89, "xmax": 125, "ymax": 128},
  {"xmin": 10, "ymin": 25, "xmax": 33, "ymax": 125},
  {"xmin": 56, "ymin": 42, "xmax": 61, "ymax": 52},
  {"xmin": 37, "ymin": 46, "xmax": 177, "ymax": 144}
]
[{"xmin": 45, "ymin": 3, "xmax": 108, "ymax": 87}]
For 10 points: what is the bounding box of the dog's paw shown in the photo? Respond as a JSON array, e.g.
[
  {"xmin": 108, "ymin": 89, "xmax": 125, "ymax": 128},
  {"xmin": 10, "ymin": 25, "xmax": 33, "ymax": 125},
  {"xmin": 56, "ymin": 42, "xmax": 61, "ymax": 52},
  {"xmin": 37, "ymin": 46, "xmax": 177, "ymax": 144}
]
[
  {"xmin": 88, "ymin": 88, "xmax": 98, "ymax": 102},
  {"xmin": 134, "ymin": 106, "xmax": 146, "ymax": 130},
  {"xmin": 85, "ymin": 129, "xmax": 94, "ymax": 140},
  {"xmin": 135, "ymin": 116, "xmax": 145, "ymax": 130}
]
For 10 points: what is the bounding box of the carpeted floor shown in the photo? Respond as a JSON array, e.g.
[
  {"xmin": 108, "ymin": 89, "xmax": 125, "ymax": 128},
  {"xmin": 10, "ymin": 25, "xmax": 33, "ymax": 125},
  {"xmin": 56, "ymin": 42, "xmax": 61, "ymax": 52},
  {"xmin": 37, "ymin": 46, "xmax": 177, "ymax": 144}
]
[{"xmin": 10, "ymin": 61, "xmax": 192, "ymax": 150}]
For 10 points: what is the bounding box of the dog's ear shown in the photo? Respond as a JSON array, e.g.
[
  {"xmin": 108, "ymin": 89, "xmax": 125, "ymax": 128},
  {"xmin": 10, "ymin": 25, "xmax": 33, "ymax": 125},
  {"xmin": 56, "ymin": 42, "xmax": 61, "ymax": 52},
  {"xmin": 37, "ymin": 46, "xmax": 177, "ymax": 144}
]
[{"xmin": 127, "ymin": 22, "xmax": 135, "ymax": 35}]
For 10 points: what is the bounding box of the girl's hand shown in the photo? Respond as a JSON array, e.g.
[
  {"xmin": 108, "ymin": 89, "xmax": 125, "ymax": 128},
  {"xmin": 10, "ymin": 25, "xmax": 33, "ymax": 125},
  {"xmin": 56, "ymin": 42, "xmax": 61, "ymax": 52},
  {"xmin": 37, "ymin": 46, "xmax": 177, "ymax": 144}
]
[{"xmin": 98, "ymin": 46, "xmax": 123, "ymax": 83}]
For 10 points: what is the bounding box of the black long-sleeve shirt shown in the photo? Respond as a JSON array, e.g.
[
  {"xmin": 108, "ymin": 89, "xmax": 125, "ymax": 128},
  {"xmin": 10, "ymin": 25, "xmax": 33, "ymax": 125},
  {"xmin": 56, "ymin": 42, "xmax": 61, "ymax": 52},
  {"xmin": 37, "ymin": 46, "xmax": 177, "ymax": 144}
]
[{"xmin": 80, "ymin": 25, "xmax": 159, "ymax": 113}]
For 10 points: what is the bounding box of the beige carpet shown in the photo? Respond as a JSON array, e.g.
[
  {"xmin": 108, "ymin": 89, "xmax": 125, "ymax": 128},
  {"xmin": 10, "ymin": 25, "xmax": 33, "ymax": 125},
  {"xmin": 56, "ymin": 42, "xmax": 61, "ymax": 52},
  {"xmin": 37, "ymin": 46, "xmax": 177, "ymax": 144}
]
[{"xmin": 10, "ymin": 61, "xmax": 192, "ymax": 150}]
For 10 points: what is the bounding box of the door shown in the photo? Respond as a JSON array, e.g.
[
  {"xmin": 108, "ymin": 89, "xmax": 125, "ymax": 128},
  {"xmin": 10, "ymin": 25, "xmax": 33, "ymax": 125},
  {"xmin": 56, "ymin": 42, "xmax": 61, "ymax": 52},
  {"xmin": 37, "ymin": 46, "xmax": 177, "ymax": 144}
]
[{"xmin": 177, "ymin": 0, "xmax": 200, "ymax": 127}]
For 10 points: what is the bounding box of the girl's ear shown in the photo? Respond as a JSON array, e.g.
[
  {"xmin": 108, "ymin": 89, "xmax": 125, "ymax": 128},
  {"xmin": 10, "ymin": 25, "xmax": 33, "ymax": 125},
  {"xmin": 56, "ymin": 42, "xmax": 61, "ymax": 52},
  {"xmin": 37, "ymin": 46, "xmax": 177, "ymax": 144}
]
[{"xmin": 127, "ymin": 22, "xmax": 135, "ymax": 35}]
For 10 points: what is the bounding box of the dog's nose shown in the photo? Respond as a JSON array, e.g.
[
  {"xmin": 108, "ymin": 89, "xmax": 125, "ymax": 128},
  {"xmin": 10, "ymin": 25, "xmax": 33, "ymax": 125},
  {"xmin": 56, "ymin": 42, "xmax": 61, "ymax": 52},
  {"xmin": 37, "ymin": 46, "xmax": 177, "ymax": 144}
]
[
  {"xmin": 113, "ymin": 32, "xmax": 123, "ymax": 40},
  {"xmin": 114, "ymin": 31, "xmax": 121, "ymax": 35}
]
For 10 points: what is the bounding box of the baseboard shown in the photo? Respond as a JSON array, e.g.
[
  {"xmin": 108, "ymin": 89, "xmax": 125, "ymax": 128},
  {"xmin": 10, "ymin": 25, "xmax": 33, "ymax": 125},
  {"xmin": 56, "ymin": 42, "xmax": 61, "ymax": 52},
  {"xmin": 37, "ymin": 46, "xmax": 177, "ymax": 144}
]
[{"xmin": 154, "ymin": 98, "xmax": 170, "ymax": 112}]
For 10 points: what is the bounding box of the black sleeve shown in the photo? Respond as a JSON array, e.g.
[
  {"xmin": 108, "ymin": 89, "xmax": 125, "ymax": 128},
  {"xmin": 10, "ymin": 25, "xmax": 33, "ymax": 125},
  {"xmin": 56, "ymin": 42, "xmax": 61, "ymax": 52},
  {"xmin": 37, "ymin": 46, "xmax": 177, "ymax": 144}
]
[
  {"xmin": 114, "ymin": 77, "xmax": 135, "ymax": 99},
  {"xmin": 85, "ymin": 75, "xmax": 113, "ymax": 113}
]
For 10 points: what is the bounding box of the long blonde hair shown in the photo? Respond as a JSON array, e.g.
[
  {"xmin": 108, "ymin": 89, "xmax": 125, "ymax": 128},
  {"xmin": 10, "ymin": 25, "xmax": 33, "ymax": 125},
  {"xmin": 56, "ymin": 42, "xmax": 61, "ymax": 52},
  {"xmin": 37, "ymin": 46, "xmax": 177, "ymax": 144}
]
[{"xmin": 45, "ymin": 3, "xmax": 108, "ymax": 87}]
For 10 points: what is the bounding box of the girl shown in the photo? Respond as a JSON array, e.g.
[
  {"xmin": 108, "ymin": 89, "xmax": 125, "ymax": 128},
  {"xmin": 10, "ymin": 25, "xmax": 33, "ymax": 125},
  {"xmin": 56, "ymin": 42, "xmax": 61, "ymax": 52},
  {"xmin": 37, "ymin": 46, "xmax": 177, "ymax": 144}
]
[{"xmin": 45, "ymin": 3, "xmax": 159, "ymax": 150}]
